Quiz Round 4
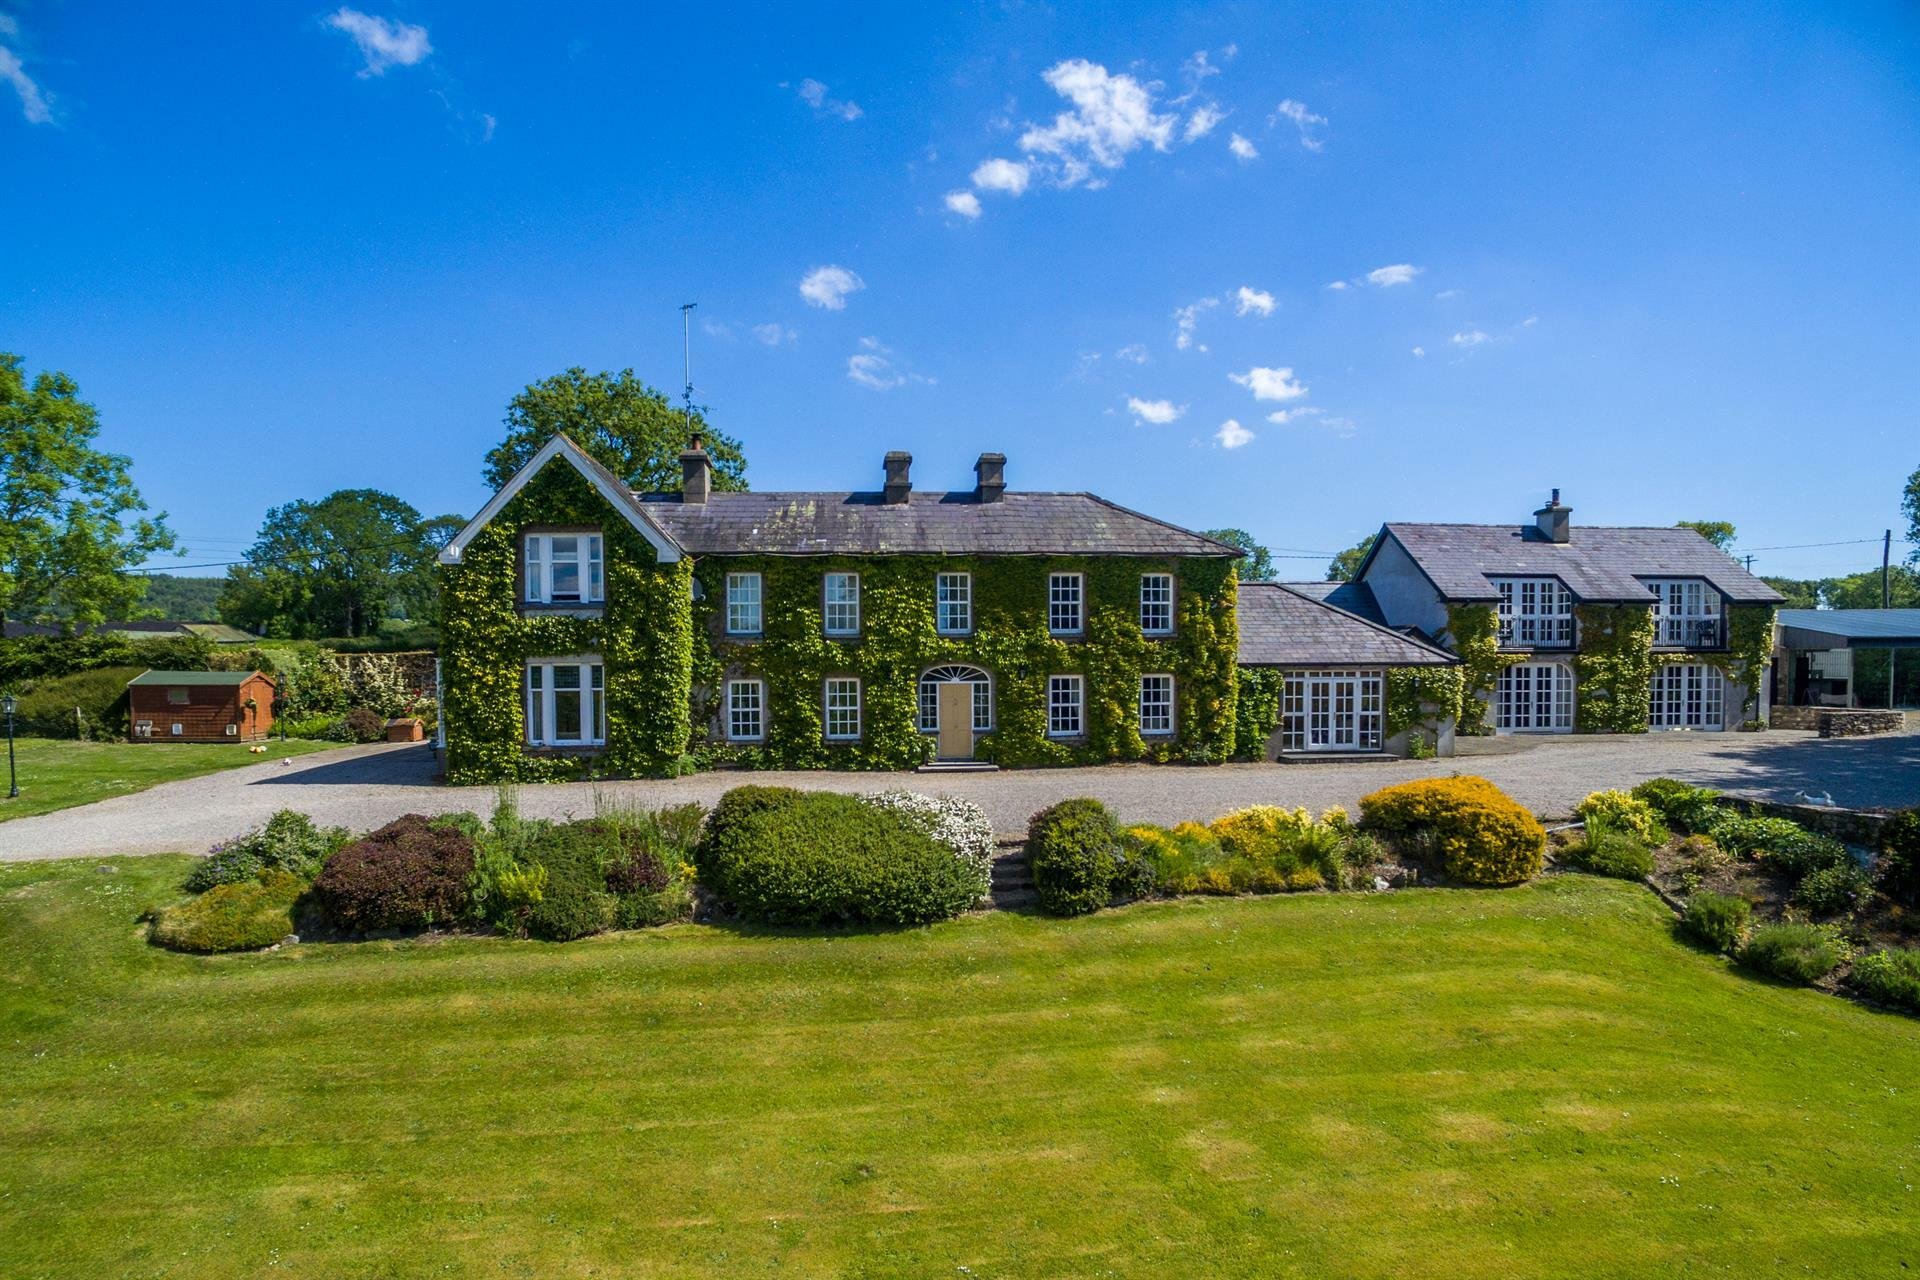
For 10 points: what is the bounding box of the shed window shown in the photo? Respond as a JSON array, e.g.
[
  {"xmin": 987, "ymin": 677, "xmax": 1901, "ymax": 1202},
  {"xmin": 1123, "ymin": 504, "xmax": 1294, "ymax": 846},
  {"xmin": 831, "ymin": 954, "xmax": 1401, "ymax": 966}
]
[{"xmin": 166, "ymin": 688, "xmax": 189, "ymax": 705}]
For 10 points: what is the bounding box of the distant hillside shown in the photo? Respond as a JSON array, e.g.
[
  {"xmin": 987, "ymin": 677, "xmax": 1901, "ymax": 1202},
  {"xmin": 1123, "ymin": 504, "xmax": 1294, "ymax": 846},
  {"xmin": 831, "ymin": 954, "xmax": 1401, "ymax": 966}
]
[{"xmin": 134, "ymin": 575, "xmax": 227, "ymax": 620}]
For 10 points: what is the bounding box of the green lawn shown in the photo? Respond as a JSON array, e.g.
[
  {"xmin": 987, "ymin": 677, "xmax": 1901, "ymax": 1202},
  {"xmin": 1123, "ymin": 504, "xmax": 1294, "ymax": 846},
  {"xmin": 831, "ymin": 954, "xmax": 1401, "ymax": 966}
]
[
  {"xmin": 1, "ymin": 861, "xmax": 1916, "ymax": 1279},
  {"xmin": 0, "ymin": 737, "xmax": 338, "ymax": 822}
]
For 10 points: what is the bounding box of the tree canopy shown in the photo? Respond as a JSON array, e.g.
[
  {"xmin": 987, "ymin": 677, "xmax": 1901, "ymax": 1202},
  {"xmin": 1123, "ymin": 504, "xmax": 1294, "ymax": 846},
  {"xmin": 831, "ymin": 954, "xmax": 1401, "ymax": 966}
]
[
  {"xmin": 218, "ymin": 489, "xmax": 459, "ymax": 638},
  {"xmin": 1326, "ymin": 534, "xmax": 1376, "ymax": 582},
  {"xmin": 1201, "ymin": 528, "xmax": 1274, "ymax": 581},
  {"xmin": 0, "ymin": 353, "xmax": 177, "ymax": 627},
  {"xmin": 1904, "ymin": 464, "xmax": 1918, "ymax": 566},
  {"xmin": 1762, "ymin": 568, "xmax": 1920, "ymax": 610},
  {"xmin": 484, "ymin": 368, "xmax": 749, "ymax": 493},
  {"xmin": 1676, "ymin": 520, "xmax": 1737, "ymax": 552}
]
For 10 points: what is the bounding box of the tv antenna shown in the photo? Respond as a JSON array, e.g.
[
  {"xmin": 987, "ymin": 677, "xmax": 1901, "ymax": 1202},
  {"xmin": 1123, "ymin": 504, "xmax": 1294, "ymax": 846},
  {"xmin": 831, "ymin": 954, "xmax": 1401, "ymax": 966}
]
[{"xmin": 679, "ymin": 302, "xmax": 698, "ymax": 438}]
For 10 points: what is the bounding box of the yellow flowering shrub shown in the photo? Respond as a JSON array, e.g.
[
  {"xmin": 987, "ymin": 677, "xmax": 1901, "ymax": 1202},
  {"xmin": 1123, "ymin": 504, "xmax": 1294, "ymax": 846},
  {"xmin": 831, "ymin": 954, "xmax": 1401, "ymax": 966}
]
[{"xmin": 1358, "ymin": 776, "xmax": 1545, "ymax": 886}]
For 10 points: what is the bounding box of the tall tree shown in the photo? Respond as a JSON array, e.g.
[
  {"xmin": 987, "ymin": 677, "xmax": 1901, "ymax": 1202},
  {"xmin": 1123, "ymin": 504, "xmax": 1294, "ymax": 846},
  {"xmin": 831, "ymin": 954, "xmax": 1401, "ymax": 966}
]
[
  {"xmin": 1820, "ymin": 566, "xmax": 1920, "ymax": 610},
  {"xmin": 1677, "ymin": 520, "xmax": 1737, "ymax": 552},
  {"xmin": 1201, "ymin": 528, "xmax": 1274, "ymax": 581},
  {"xmin": 1326, "ymin": 534, "xmax": 1377, "ymax": 582},
  {"xmin": 1903, "ymin": 464, "xmax": 1919, "ymax": 566},
  {"xmin": 0, "ymin": 353, "xmax": 176, "ymax": 626},
  {"xmin": 218, "ymin": 489, "xmax": 457, "ymax": 638},
  {"xmin": 484, "ymin": 368, "xmax": 749, "ymax": 492},
  {"xmin": 1761, "ymin": 576, "xmax": 1821, "ymax": 610}
]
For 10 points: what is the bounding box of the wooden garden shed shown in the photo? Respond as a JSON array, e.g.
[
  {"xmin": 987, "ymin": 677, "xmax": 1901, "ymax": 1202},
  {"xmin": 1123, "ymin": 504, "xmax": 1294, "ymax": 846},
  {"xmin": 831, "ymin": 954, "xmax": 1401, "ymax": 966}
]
[{"xmin": 126, "ymin": 670, "xmax": 276, "ymax": 743}]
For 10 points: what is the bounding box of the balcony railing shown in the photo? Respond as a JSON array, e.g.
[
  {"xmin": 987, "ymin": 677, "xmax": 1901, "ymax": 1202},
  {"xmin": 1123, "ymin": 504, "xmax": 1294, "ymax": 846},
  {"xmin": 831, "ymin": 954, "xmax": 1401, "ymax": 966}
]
[
  {"xmin": 1655, "ymin": 616, "xmax": 1725, "ymax": 648},
  {"xmin": 1497, "ymin": 620, "xmax": 1575, "ymax": 649}
]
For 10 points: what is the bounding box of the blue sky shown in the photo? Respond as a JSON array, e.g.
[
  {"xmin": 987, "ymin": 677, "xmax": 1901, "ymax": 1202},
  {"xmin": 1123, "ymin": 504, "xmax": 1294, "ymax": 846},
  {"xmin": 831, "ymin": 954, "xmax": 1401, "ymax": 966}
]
[{"xmin": 2, "ymin": 1, "xmax": 1916, "ymax": 582}]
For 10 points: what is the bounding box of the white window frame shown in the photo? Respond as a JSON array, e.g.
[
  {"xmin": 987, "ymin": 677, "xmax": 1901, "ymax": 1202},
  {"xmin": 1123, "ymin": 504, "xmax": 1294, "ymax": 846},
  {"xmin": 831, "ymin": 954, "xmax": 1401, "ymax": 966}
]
[
  {"xmin": 1138, "ymin": 673, "xmax": 1175, "ymax": 736},
  {"xmin": 1280, "ymin": 669, "xmax": 1384, "ymax": 752},
  {"xmin": 823, "ymin": 572, "xmax": 861, "ymax": 637},
  {"xmin": 523, "ymin": 533, "xmax": 604, "ymax": 605},
  {"xmin": 918, "ymin": 666, "xmax": 993, "ymax": 733},
  {"xmin": 936, "ymin": 572, "xmax": 973, "ymax": 635},
  {"xmin": 1048, "ymin": 572, "xmax": 1084, "ymax": 636},
  {"xmin": 726, "ymin": 678, "xmax": 765, "ymax": 742},
  {"xmin": 1047, "ymin": 674, "xmax": 1084, "ymax": 738},
  {"xmin": 525, "ymin": 657, "xmax": 607, "ymax": 747},
  {"xmin": 1493, "ymin": 577, "xmax": 1574, "ymax": 648},
  {"xmin": 1649, "ymin": 663, "xmax": 1725, "ymax": 730},
  {"xmin": 824, "ymin": 677, "xmax": 862, "ymax": 741},
  {"xmin": 726, "ymin": 572, "xmax": 763, "ymax": 636},
  {"xmin": 1140, "ymin": 573, "xmax": 1175, "ymax": 636},
  {"xmin": 1495, "ymin": 662, "xmax": 1575, "ymax": 733},
  {"xmin": 1646, "ymin": 578, "xmax": 1724, "ymax": 648}
]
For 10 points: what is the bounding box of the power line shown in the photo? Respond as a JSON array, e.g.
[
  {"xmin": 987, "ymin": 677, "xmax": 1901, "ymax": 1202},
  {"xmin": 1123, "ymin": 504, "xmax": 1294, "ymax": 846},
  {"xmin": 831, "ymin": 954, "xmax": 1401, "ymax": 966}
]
[{"xmin": 1737, "ymin": 536, "xmax": 1915, "ymax": 553}]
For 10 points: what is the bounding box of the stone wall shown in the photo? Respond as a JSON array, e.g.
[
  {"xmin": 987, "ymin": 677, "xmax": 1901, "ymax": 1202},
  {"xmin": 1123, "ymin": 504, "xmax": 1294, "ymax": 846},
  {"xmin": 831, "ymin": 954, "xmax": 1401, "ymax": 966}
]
[
  {"xmin": 1768, "ymin": 705, "xmax": 1820, "ymax": 731},
  {"xmin": 1768, "ymin": 706, "xmax": 1906, "ymax": 736},
  {"xmin": 1715, "ymin": 795, "xmax": 1892, "ymax": 847}
]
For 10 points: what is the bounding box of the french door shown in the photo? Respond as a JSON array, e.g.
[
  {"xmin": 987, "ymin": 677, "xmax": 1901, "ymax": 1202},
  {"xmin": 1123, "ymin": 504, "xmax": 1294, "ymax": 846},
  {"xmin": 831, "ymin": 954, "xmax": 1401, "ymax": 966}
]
[
  {"xmin": 1282, "ymin": 670, "xmax": 1383, "ymax": 752},
  {"xmin": 1649, "ymin": 663, "xmax": 1725, "ymax": 730},
  {"xmin": 1496, "ymin": 663, "xmax": 1575, "ymax": 732}
]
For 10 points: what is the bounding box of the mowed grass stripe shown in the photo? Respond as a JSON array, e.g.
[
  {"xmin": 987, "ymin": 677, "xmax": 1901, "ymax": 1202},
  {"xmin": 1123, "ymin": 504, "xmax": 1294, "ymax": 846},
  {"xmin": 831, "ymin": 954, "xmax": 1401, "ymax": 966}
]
[{"xmin": 1, "ymin": 857, "xmax": 1916, "ymax": 1278}]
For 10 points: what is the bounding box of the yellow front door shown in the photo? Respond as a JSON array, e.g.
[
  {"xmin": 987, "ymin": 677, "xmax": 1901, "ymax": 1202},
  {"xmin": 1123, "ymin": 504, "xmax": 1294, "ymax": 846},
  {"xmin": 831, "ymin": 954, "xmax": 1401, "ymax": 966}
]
[{"xmin": 937, "ymin": 682, "xmax": 974, "ymax": 759}]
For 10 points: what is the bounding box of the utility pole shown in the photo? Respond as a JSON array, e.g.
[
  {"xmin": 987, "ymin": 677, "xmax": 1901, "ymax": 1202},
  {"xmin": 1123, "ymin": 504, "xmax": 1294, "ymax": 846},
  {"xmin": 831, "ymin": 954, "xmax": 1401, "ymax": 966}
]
[
  {"xmin": 1742, "ymin": 554, "xmax": 1755, "ymax": 574},
  {"xmin": 1884, "ymin": 529, "xmax": 1893, "ymax": 609}
]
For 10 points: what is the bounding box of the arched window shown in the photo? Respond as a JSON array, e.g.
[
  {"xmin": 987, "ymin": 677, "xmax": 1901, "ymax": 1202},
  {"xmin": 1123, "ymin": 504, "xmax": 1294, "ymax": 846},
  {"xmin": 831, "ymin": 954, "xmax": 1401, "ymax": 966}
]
[{"xmin": 918, "ymin": 665, "xmax": 992, "ymax": 732}]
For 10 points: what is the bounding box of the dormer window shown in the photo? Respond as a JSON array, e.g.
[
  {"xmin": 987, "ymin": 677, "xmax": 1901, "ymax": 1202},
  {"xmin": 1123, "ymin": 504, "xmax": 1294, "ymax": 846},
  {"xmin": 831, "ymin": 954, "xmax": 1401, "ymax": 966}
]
[
  {"xmin": 1646, "ymin": 579, "xmax": 1723, "ymax": 647},
  {"xmin": 524, "ymin": 534, "xmax": 604, "ymax": 605},
  {"xmin": 1492, "ymin": 577, "xmax": 1573, "ymax": 647}
]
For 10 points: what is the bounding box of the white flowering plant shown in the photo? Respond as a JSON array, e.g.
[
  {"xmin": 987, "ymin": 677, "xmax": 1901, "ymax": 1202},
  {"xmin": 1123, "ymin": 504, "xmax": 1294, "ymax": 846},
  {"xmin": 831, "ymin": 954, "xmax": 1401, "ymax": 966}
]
[{"xmin": 859, "ymin": 790, "xmax": 996, "ymax": 902}]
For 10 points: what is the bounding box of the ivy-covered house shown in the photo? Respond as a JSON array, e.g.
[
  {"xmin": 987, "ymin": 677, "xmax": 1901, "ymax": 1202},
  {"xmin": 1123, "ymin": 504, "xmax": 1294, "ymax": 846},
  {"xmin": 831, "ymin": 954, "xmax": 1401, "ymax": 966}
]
[
  {"xmin": 1351, "ymin": 491, "xmax": 1783, "ymax": 735},
  {"xmin": 435, "ymin": 434, "xmax": 1260, "ymax": 781}
]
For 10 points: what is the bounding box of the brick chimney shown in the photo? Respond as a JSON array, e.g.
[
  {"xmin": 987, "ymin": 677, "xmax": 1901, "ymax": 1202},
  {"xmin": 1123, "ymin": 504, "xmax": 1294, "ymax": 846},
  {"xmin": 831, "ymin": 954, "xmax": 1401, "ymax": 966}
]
[
  {"xmin": 1534, "ymin": 488, "xmax": 1571, "ymax": 543},
  {"xmin": 680, "ymin": 434, "xmax": 711, "ymax": 505},
  {"xmin": 974, "ymin": 452, "xmax": 1006, "ymax": 504},
  {"xmin": 883, "ymin": 451, "xmax": 912, "ymax": 505}
]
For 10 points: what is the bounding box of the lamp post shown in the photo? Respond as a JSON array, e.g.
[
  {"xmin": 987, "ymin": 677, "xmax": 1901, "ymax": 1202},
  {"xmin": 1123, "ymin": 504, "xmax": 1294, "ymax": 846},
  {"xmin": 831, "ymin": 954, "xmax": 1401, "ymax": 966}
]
[{"xmin": 3, "ymin": 692, "xmax": 17, "ymax": 800}]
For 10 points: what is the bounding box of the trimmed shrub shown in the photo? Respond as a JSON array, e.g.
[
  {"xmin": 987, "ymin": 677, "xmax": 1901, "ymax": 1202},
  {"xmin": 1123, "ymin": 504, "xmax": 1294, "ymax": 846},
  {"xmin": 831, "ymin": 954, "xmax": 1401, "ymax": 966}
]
[
  {"xmin": 309, "ymin": 815, "xmax": 475, "ymax": 933},
  {"xmin": 1876, "ymin": 808, "xmax": 1920, "ymax": 908},
  {"xmin": 1630, "ymin": 778, "xmax": 1724, "ymax": 835},
  {"xmin": 1209, "ymin": 805, "xmax": 1345, "ymax": 886},
  {"xmin": 1359, "ymin": 776, "xmax": 1545, "ymax": 886},
  {"xmin": 518, "ymin": 822, "xmax": 619, "ymax": 941},
  {"xmin": 13, "ymin": 665, "xmax": 141, "ymax": 740},
  {"xmin": 700, "ymin": 790, "xmax": 982, "ymax": 926},
  {"xmin": 1028, "ymin": 798, "xmax": 1145, "ymax": 916},
  {"xmin": 696, "ymin": 785, "xmax": 805, "ymax": 879},
  {"xmin": 1793, "ymin": 861, "xmax": 1873, "ymax": 917},
  {"xmin": 1713, "ymin": 815, "xmax": 1849, "ymax": 877},
  {"xmin": 150, "ymin": 871, "xmax": 305, "ymax": 953},
  {"xmin": 343, "ymin": 706, "xmax": 387, "ymax": 743},
  {"xmin": 1848, "ymin": 948, "xmax": 1920, "ymax": 1013},
  {"xmin": 185, "ymin": 809, "xmax": 351, "ymax": 892},
  {"xmin": 1575, "ymin": 790, "xmax": 1666, "ymax": 845},
  {"xmin": 1567, "ymin": 815, "xmax": 1655, "ymax": 881},
  {"xmin": 1741, "ymin": 922, "xmax": 1850, "ymax": 984},
  {"xmin": 1682, "ymin": 891, "xmax": 1750, "ymax": 953},
  {"xmin": 860, "ymin": 791, "xmax": 996, "ymax": 899}
]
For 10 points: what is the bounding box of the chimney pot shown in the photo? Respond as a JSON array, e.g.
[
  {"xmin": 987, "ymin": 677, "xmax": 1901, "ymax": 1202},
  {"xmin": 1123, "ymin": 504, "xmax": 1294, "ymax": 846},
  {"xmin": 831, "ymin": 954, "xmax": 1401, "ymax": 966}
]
[
  {"xmin": 883, "ymin": 451, "xmax": 912, "ymax": 505},
  {"xmin": 974, "ymin": 452, "xmax": 1007, "ymax": 504},
  {"xmin": 679, "ymin": 435, "xmax": 712, "ymax": 505}
]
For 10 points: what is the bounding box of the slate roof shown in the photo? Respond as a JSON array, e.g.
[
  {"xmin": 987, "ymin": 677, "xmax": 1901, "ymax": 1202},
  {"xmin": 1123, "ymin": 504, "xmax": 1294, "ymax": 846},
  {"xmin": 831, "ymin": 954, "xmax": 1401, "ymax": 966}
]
[
  {"xmin": 1377, "ymin": 523, "xmax": 1784, "ymax": 605},
  {"xmin": 636, "ymin": 491, "xmax": 1243, "ymax": 558},
  {"xmin": 1777, "ymin": 609, "xmax": 1920, "ymax": 644},
  {"xmin": 1237, "ymin": 582, "xmax": 1457, "ymax": 667},
  {"xmin": 1281, "ymin": 580, "xmax": 1388, "ymax": 626},
  {"xmin": 127, "ymin": 670, "xmax": 269, "ymax": 687}
]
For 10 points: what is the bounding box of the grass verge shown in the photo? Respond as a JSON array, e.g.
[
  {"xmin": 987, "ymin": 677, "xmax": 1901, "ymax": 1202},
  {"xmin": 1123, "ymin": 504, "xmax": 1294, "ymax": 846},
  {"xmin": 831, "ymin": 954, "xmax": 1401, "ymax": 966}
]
[{"xmin": 0, "ymin": 737, "xmax": 338, "ymax": 823}]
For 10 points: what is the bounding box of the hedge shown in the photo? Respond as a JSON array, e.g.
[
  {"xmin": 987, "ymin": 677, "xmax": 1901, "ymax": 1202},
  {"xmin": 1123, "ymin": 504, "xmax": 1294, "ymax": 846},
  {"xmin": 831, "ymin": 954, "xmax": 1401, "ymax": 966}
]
[{"xmin": 1358, "ymin": 776, "xmax": 1545, "ymax": 885}]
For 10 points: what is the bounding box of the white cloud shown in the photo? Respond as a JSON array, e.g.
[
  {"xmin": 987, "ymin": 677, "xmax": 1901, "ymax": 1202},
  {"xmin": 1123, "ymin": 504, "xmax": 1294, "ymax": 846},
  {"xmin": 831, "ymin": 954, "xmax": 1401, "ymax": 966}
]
[
  {"xmin": 326, "ymin": 8, "xmax": 432, "ymax": 77},
  {"xmin": 1127, "ymin": 396, "xmax": 1185, "ymax": 425},
  {"xmin": 1411, "ymin": 346, "xmax": 1426, "ymax": 358},
  {"xmin": 1215, "ymin": 419, "xmax": 1254, "ymax": 449},
  {"xmin": 971, "ymin": 157, "xmax": 1030, "ymax": 196},
  {"xmin": 0, "ymin": 42, "xmax": 50, "ymax": 124},
  {"xmin": 480, "ymin": 112, "xmax": 497, "ymax": 142},
  {"xmin": 1325, "ymin": 280, "xmax": 1348, "ymax": 291},
  {"xmin": 1114, "ymin": 343, "xmax": 1150, "ymax": 365},
  {"xmin": 1173, "ymin": 296, "xmax": 1218, "ymax": 350},
  {"xmin": 795, "ymin": 78, "xmax": 862, "ymax": 121},
  {"xmin": 1265, "ymin": 406, "xmax": 1322, "ymax": 425},
  {"xmin": 1228, "ymin": 132, "xmax": 1258, "ymax": 162},
  {"xmin": 944, "ymin": 190, "xmax": 982, "ymax": 219},
  {"xmin": 1269, "ymin": 98, "xmax": 1327, "ymax": 151},
  {"xmin": 1365, "ymin": 263, "xmax": 1420, "ymax": 287},
  {"xmin": 1183, "ymin": 49, "xmax": 1223, "ymax": 82},
  {"xmin": 1435, "ymin": 288, "xmax": 1461, "ymax": 300},
  {"xmin": 753, "ymin": 323, "xmax": 796, "ymax": 346},
  {"xmin": 1230, "ymin": 366, "xmax": 1309, "ymax": 402},
  {"xmin": 846, "ymin": 337, "xmax": 930, "ymax": 390},
  {"xmin": 1234, "ymin": 286, "xmax": 1275, "ymax": 318},
  {"xmin": 799, "ymin": 265, "xmax": 865, "ymax": 310},
  {"xmin": 1019, "ymin": 59, "xmax": 1176, "ymax": 188},
  {"xmin": 1183, "ymin": 104, "xmax": 1226, "ymax": 141},
  {"xmin": 1450, "ymin": 329, "xmax": 1492, "ymax": 348},
  {"xmin": 701, "ymin": 319, "xmax": 736, "ymax": 341}
]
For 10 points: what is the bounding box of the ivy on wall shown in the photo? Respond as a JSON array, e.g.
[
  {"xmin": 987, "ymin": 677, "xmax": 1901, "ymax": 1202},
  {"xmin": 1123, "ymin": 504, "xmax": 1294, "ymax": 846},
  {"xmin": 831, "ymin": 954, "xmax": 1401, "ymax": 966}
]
[
  {"xmin": 1386, "ymin": 666, "xmax": 1465, "ymax": 745},
  {"xmin": 1443, "ymin": 604, "xmax": 1517, "ymax": 736},
  {"xmin": 438, "ymin": 460, "xmax": 694, "ymax": 783},
  {"xmin": 1231, "ymin": 668, "xmax": 1284, "ymax": 760},
  {"xmin": 1572, "ymin": 604, "xmax": 1656, "ymax": 733},
  {"xmin": 1660, "ymin": 604, "xmax": 1777, "ymax": 725},
  {"xmin": 689, "ymin": 555, "xmax": 1240, "ymax": 770}
]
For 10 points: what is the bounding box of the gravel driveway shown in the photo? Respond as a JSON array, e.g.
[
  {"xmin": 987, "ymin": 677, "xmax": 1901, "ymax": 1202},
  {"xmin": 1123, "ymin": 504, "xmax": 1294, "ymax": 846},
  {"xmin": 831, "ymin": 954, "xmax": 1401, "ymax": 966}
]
[{"xmin": 3, "ymin": 727, "xmax": 1916, "ymax": 862}]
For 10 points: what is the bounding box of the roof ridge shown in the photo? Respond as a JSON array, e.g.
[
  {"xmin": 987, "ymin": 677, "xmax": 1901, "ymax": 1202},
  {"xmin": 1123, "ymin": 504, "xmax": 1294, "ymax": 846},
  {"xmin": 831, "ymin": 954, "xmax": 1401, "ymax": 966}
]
[{"xmin": 1269, "ymin": 582, "xmax": 1459, "ymax": 662}]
